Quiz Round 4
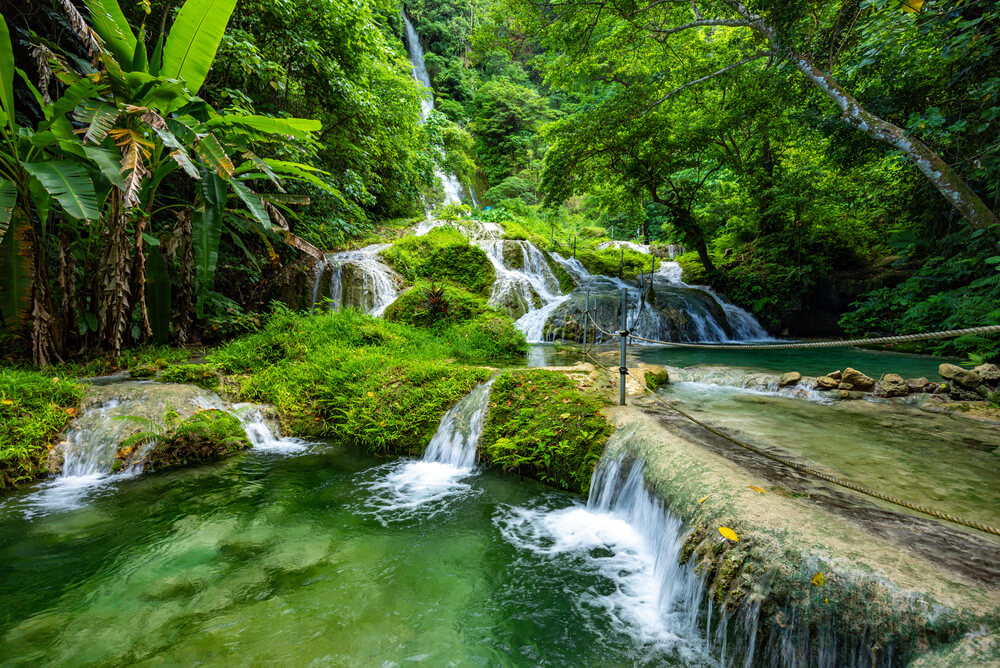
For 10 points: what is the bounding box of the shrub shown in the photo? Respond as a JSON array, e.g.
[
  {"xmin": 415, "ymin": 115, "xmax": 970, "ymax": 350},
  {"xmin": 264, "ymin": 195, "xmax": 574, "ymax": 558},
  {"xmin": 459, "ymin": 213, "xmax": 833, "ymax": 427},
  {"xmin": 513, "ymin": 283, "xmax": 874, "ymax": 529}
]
[
  {"xmin": 484, "ymin": 176, "xmax": 536, "ymax": 205},
  {"xmin": 481, "ymin": 370, "xmax": 611, "ymax": 494},
  {"xmin": 383, "ymin": 281, "xmax": 496, "ymax": 327},
  {"xmin": 158, "ymin": 364, "xmax": 221, "ymax": 390},
  {"xmin": 0, "ymin": 369, "xmax": 83, "ymax": 487},
  {"xmin": 442, "ymin": 314, "xmax": 528, "ymax": 360}
]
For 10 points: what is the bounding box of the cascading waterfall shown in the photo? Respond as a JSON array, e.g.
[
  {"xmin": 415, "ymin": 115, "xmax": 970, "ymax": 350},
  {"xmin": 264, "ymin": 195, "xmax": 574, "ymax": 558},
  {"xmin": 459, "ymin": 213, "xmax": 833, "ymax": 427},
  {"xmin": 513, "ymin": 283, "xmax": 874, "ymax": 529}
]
[
  {"xmin": 546, "ymin": 252, "xmax": 772, "ymax": 344},
  {"xmin": 402, "ymin": 13, "xmax": 466, "ymax": 206},
  {"xmin": 477, "ymin": 240, "xmax": 569, "ymax": 342},
  {"xmin": 309, "ymin": 244, "xmax": 400, "ymax": 316},
  {"xmin": 363, "ymin": 380, "xmax": 495, "ymax": 518},
  {"xmin": 496, "ymin": 454, "xmax": 710, "ymax": 662},
  {"xmin": 17, "ymin": 382, "xmax": 304, "ymax": 516}
]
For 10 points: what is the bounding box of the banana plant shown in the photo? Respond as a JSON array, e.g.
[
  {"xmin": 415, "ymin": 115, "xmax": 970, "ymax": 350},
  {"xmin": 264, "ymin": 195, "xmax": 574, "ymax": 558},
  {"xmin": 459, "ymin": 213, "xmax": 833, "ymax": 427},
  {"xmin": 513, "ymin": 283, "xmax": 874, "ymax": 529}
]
[
  {"xmin": 43, "ymin": 0, "xmax": 331, "ymax": 351},
  {"xmin": 0, "ymin": 14, "xmax": 100, "ymax": 358}
]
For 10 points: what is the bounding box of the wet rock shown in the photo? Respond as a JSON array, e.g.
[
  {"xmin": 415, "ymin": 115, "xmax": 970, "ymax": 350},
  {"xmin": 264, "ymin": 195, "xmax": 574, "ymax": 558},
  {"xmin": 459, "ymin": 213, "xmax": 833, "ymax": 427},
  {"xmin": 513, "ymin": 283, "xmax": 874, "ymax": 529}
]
[
  {"xmin": 827, "ymin": 370, "xmax": 843, "ymax": 381},
  {"xmin": 836, "ymin": 390, "xmax": 865, "ymax": 400},
  {"xmin": 815, "ymin": 376, "xmax": 839, "ymax": 390},
  {"xmin": 906, "ymin": 377, "xmax": 930, "ymax": 393},
  {"xmin": 838, "ymin": 382, "xmax": 855, "ymax": 391},
  {"xmin": 972, "ymin": 363, "xmax": 1000, "ymax": 382},
  {"xmin": 938, "ymin": 363, "xmax": 982, "ymax": 389},
  {"xmin": 842, "ymin": 368, "xmax": 875, "ymax": 391},
  {"xmin": 644, "ymin": 369, "xmax": 670, "ymax": 390},
  {"xmin": 779, "ymin": 371, "xmax": 801, "ymax": 387},
  {"xmin": 949, "ymin": 386, "xmax": 985, "ymax": 401},
  {"xmin": 874, "ymin": 374, "xmax": 909, "ymax": 398}
]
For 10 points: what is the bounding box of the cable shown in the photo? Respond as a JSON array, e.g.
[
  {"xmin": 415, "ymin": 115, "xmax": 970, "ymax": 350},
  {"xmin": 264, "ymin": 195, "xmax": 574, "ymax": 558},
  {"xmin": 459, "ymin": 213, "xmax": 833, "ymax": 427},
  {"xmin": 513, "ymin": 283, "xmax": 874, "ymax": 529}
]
[{"xmin": 581, "ymin": 347, "xmax": 1000, "ymax": 537}]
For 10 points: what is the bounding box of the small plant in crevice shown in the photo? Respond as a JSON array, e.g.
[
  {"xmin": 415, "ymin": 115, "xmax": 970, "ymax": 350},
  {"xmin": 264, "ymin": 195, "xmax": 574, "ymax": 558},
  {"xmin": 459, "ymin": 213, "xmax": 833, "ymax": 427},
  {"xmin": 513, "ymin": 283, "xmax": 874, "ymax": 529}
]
[{"xmin": 423, "ymin": 283, "xmax": 450, "ymax": 322}]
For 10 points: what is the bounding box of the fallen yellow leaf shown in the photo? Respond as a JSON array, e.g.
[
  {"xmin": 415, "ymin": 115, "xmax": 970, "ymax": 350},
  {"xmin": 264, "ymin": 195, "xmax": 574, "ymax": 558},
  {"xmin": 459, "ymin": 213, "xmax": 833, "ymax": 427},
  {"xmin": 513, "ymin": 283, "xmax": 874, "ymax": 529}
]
[
  {"xmin": 812, "ymin": 572, "xmax": 826, "ymax": 586},
  {"xmin": 367, "ymin": 391, "xmax": 375, "ymax": 397},
  {"xmin": 718, "ymin": 526, "xmax": 739, "ymax": 542},
  {"xmin": 697, "ymin": 495, "xmax": 710, "ymax": 504},
  {"xmin": 559, "ymin": 412, "xmax": 571, "ymax": 419},
  {"xmin": 749, "ymin": 485, "xmax": 766, "ymax": 494},
  {"xmin": 0, "ymin": 399, "xmax": 12, "ymax": 406}
]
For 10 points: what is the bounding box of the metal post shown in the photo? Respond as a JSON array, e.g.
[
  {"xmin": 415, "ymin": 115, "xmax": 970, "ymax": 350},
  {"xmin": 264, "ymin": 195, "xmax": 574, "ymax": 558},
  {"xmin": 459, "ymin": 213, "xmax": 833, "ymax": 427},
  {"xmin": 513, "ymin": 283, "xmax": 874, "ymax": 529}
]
[
  {"xmin": 550, "ymin": 222, "xmax": 554, "ymax": 246},
  {"xmin": 639, "ymin": 270, "xmax": 644, "ymax": 289},
  {"xmin": 650, "ymin": 255, "xmax": 655, "ymax": 279},
  {"xmin": 583, "ymin": 291, "xmax": 589, "ymax": 350},
  {"xmin": 573, "ymin": 235, "xmax": 577, "ymax": 258},
  {"xmin": 619, "ymin": 288, "xmax": 628, "ymax": 406},
  {"xmin": 611, "ymin": 225, "xmax": 614, "ymax": 241},
  {"xmin": 619, "ymin": 248, "xmax": 624, "ymax": 278}
]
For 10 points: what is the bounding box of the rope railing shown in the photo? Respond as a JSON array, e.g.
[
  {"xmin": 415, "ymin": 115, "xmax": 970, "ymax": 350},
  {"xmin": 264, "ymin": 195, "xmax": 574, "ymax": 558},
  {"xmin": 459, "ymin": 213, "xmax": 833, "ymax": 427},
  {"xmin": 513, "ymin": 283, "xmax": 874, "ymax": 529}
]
[{"xmin": 581, "ymin": 346, "xmax": 1000, "ymax": 538}]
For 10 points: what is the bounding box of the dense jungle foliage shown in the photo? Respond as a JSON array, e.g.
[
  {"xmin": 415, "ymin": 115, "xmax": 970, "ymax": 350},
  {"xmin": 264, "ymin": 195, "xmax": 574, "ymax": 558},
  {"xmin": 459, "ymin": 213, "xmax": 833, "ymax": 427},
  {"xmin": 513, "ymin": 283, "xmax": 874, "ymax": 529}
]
[{"xmin": 0, "ymin": 0, "xmax": 998, "ymax": 366}]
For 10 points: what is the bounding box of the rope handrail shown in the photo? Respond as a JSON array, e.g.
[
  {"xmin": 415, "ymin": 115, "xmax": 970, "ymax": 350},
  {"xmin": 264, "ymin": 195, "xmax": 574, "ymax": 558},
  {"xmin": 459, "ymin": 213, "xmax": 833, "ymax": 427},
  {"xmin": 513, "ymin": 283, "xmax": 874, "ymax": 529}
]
[
  {"xmin": 581, "ymin": 347, "xmax": 1000, "ymax": 537},
  {"xmin": 583, "ymin": 309, "xmax": 1000, "ymax": 350}
]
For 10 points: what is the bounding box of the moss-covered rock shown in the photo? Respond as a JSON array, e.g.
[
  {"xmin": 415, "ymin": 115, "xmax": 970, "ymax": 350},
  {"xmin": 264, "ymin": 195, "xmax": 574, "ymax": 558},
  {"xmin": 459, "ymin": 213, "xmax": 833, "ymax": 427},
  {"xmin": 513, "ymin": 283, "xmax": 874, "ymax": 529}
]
[
  {"xmin": 380, "ymin": 228, "xmax": 495, "ymax": 295},
  {"xmin": 481, "ymin": 370, "xmax": 611, "ymax": 494},
  {"xmin": 139, "ymin": 409, "xmax": 250, "ymax": 471},
  {"xmin": 644, "ymin": 368, "xmax": 670, "ymax": 390},
  {"xmin": 384, "ymin": 281, "xmax": 497, "ymax": 327},
  {"xmin": 157, "ymin": 363, "xmax": 221, "ymax": 390}
]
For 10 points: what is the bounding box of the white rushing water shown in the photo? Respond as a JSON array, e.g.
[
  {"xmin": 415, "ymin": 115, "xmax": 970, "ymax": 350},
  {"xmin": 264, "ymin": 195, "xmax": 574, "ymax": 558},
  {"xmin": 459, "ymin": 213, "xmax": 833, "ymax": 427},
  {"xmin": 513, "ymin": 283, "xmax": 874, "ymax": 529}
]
[
  {"xmin": 7, "ymin": 384, "xmax": 306, "ymax": 517},
  {"xmin": 310, "ymin": 244, "xmax": 400, "ymax": 316},
  {"xmin": 496, "ymin": 454, "xmax": 709, "ymax": 661},
  {"xmin": 402, "ymin": 13, "xmax": 465, "ymax": 206},
  {"xmin": 363, "ymin": 380, "xmax": 495, "ymax": 521}
]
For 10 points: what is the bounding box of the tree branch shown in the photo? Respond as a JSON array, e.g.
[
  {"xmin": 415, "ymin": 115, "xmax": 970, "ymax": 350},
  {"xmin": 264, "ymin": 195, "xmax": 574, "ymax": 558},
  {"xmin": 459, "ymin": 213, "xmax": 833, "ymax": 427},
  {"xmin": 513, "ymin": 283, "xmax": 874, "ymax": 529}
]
[
  {"xmin": 649, "ymin": 18, "xmax": 750, "ymax": 37},
  {"xmin": 641, "ymin": 51, "xmax": 770, "ymax": 114}
]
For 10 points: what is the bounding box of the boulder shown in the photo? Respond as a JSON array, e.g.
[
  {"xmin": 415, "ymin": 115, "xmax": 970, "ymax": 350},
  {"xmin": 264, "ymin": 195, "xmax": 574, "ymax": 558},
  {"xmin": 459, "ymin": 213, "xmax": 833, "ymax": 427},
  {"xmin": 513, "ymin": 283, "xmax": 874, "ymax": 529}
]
[
  {"xmin": 836, "ymin": 390, "xmax": 864, "ymax": 401},
  {"xmin": 841, "ymin": 368, "xmax": 875, "ymax": 391},
  {"xmin": 949, "ymin": 386, "xmax": 985, "ymax": 402},
  {"xmin": 838, "ymin": 382, "xmax": 854, "ymax": 391},
  {"xmin": 779, "ymin": 371, "xmax": 802, "ymax": 387},
  {"xmin": 644, "ymin": 369, "xmax": 670, "ymax": 391},
  {"xmin": 815, "ymin": 376, "xmax": 839, "ymax": 390},
  {"xmin": 972, "ymin": 363, "xmax": 1000, "ymax": 382},
  {"xmin": 938, "ymin": 363, "xmax": 982, "ymax": 389},
  {"xmin": 827, "ymin": 370, "xmax": 843, "ymax": 381},
  {"xmin": 874, "ymin": 373, "xmax": 909, "ymax": 398},
  {"xmin": 905, "ymin": 377, "xmax": 929, "ymax": 393}
]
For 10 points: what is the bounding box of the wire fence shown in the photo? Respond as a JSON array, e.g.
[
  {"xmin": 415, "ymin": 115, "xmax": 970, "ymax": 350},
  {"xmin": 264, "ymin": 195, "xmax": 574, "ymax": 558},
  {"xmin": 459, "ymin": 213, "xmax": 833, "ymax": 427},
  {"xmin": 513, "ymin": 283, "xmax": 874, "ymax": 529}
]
[{"xmin": 575, "ymin": 288, "xmax": 1000, "ymax": 537}]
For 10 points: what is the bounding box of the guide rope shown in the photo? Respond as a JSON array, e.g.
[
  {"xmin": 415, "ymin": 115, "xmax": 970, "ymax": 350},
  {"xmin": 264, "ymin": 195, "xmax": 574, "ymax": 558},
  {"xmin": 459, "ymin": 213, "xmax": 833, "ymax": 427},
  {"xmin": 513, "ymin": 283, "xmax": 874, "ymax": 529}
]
[{"xmin": 581, "ymin": 346, "xmax": 1000, "ymax": 537}]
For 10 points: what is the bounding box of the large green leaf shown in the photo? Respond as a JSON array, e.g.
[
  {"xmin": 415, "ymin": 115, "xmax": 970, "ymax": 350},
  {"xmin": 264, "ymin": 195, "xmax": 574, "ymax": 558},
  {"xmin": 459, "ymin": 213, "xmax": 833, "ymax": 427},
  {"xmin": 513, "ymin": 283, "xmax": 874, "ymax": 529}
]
[
  {"xmin": 85, "ymin": 0, "xmax": 137, "ymax": 68},
  {"xmin": 193, "ymin": 168, "xmax": 226, "ymax": 316},
  {"xmin": 83, "ymin": 146, "xmax": 126, "ymax": 189},
  {"xmin": 208, "ymin": 115, "xmax": 322, "ymax": 141},
  {"xmin": 160, "ymin": 0, "xmax": 238, "ymax": 93},
  {"xmin": 230, "ymin": 180, "xmax": 270, "ymax": 229},
  {"xmin": 0, "ymin": 179, "xmax": 15, "ymax": 244},
  {"xmin": 22, "ymin": 160, "xmax": 100, "ymax": 220},
  {"xmin": 0, "ymin": 15, "xmax": 15, "ymax": 132},
  {"xmin": 73, "ymin": 100, "xmax": 121, "ymax": 144},
  {"xmin": 0, "ymin": 210, "xmax": 31, "ymax": 332},
  {"xmin": 146, "ymin": 247, "xmax": 171, "ymax": 344}
]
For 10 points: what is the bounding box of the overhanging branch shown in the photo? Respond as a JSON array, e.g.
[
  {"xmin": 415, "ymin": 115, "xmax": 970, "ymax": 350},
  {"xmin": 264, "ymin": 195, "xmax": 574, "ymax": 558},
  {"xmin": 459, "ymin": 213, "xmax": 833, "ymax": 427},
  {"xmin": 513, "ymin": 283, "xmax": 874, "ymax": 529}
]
[{"xmin": 641, "ymin": 51, "xmax": 770, "ymax": 114}]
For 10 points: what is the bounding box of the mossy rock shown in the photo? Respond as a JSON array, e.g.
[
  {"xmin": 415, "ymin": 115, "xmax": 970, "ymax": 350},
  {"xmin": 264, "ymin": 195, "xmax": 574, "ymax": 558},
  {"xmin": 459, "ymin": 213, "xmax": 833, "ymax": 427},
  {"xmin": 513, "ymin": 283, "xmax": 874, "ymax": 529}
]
[
  {"xmin": 645, "ymin": 369, "xmax": 670, "ymax": 390},
  {"xmin": 142, "ymin": 410, "xmax": 250, "ymax": 471},
  {"xmin": 384, "ymin": 281, "xmax": 498, "ymax": 327},
  {"xmin": 157, "ymin": 364, "xmax": 220, "ymax": 390},
  {"xmin": 380, "ymin": 228, "xmax": 495, "ymax": 295}
]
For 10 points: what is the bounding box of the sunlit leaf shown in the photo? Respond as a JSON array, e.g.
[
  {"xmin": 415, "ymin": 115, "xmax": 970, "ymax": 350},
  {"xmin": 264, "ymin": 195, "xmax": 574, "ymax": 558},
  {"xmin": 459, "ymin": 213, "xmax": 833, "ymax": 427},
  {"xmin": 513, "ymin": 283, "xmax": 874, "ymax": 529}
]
[{"xmin": 718, "ymin": 526, "xmax": 739, "ymax": 542}]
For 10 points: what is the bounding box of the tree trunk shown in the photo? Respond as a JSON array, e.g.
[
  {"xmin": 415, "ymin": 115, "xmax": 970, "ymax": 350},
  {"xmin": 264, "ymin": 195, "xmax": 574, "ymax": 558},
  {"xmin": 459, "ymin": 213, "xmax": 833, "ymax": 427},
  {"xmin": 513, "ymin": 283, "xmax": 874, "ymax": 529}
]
[{"xmin": 727, "ymin": 0, "xmax": 999, "ymax": 231}]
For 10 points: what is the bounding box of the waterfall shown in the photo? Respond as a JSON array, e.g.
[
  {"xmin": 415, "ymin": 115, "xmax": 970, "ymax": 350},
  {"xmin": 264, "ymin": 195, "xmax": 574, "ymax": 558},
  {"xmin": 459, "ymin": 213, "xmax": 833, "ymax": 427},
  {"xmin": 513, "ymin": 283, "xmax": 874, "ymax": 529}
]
[
  {"xmin": 402, "ymin": 13, "xmax": 466, "ymax": 206},
  {"xmin": 496, "ymin": 454, "xmax": 709, "ymax": 659},
  {"xmin": 477, "ymin": 240, "xmax": 568, "ymax": 342},
  {"xmin": 362, "ymin": 380, "xmax": 495, "ymax": 518},
  {"xmin": 309, "ymin": 244, "xmax": 401, "ymax": 316}
]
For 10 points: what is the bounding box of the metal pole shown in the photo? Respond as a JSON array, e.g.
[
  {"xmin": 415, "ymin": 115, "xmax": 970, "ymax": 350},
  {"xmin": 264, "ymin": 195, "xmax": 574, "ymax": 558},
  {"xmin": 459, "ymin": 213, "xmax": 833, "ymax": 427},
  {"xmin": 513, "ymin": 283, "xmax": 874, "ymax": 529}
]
[
  {"xmin": 619, "ymin": 248, "xmax": 624, "ymax": 278},
  {"xmin": 611, "ymin": 225, "xmax": 614, "ymax": 241},
  {"xmin": 550, "ymin": 222, "xmax": 554, "ymax": 246},
  {"xmin": 619, "ymin": 288, "xmax": 627, "ymax": 406},
  {"xmin": 583, "ymin": 291, "xmax": 589, "ymax": 350},
  {"xmin": 573, "ymin": 235, "xmax": 577, "ymax": 258},
  {"xmin": 639, "ymin": 270, "xmax": 644, "ymax": 289}
]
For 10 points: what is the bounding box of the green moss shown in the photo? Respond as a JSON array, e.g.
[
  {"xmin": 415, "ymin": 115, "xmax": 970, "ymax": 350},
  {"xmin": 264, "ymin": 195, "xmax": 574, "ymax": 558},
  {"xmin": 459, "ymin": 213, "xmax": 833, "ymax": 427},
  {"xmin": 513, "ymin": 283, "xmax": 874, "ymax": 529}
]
[
  {"xmin": 209, "ymin": 309, "xmax": 494, "ymax": 456},
  {"xmin": 576, "ymin": 246, "xmax": 658, "ymax": 279},
  {"xmin": 481, "ymin": 370, "xmax": 611, "ymax": 494},
  {"xmin": 48, "ymin": 345, "xmax": 189, "ymax": 379},
  {"xmin": 644, "ymin": 369, "xmax": 670, "ymax": 391},
  {"xmin": 380, "ymin": 228, "xmax": 495, "ymax": 294},
  {"xmin": 543, "ymin": 251, "xmax": 576, "ymax": 293},
  {"xmin": 142, "ymin": 409, "xmax": 250, "ymax": 471},
  {"xmin": 0, "ymin": 368, "xmax": 83, "ymax": 488},
  {"xmin": 384, "ymin": 281, "xmax": 497, "ymax": 327},
  {"xmin": 440, "ymin": 314, "xmax": 528, "ymax": 360},
  {"xmin": 157, "ymin": 364, "xmax": 221, "ymax": 390}
]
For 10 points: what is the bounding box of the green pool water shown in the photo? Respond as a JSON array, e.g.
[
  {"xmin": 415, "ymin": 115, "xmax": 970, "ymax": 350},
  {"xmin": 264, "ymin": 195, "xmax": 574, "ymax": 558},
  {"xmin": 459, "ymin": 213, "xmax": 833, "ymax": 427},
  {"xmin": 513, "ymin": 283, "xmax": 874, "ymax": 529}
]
[
  {"xmin": 0, "ymin": 444, "xmax": 708, "ymax": 666},
  {"xmin": 636, "ymin": 345, "xmax": 959, "ymax": 380}
]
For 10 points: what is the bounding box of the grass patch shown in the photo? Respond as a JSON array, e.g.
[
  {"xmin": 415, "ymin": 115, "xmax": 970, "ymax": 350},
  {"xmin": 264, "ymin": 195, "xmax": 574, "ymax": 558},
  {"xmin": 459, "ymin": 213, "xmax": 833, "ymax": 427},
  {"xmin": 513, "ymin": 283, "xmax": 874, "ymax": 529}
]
[
  {"xmin": 209, "ymin": 308, "xmax": 494, "ymax": 455},
  {"xmin": 481, "ymin": 370, "xmax": 611, "ymax": 494},
  {"xmin": 0, "ymin": 368, "xmax": 83, "ymax": 487},
  {"xmin": 137, "ymin": 409, "xmax": 251, "ymax": 472},
  {"xmin": 47, "ymin": 345, "xmax": 190, "ymax": 379},
  {"xmin": 380, "ymin": 227, "xmax": 495, "ymax": 295},
  {"xmin": 157, "ymin": 363, "xmax": 221, "ymax": 391},
  {"xmin": 576, "ymin": 246, "xmax": 659, "ymax": 280}
]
